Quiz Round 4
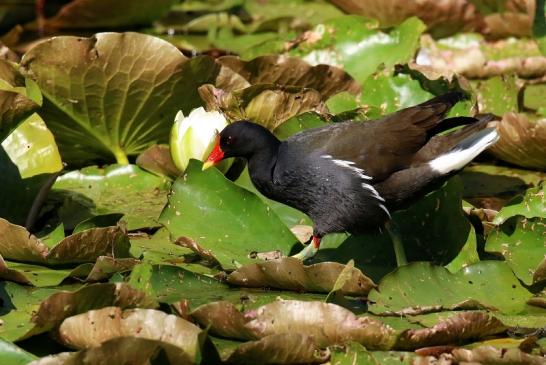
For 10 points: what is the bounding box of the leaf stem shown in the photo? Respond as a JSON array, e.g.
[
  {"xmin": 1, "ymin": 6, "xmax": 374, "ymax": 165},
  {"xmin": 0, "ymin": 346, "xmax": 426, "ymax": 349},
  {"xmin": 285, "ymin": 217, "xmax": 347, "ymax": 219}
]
[{"xmin": 113, "ymin": 147, "xmax": 129, "ymax": 165}]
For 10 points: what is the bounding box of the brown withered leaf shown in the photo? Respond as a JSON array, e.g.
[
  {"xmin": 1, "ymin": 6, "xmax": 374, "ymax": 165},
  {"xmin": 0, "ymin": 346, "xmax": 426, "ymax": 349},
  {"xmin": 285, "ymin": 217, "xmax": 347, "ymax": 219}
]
[
  {"xmin": 198, "ymin": 84, "xmax": 324, "ymax": 130},
  {"xmin": 224, "ymin": 333, "xmax": 329, "ymax": 365},
  {"xmin": 227, "ymin": 257, "xmax": 375, "ymax": 296},
  {"xmin": 59, "ymin": 307, "xmax": 202, "ymax": 363},
  {"xmin": 191, "ymin": 301, "xmax": 258, "ymax": 340},
  {"xmin": 397, "ymin": 312, "xmax": 507, "ymax": 350},
  {"xmin": 29, "ymin": 336, "xmax": 191, "ymax": 365},
  {"xmin": 329, "ymin": 0, "xmax": 483, "ymax": 38},
  {"xmin": 245, "ymin": 300, "xmax": 396, "ymax": 350},
  {"xmin": 452, "ymin": 346, "xmax": 545, "ymax": 364},
  {"xmin": 488, "ymin": 113, "xmax": 546, "ymax": 170},
  {"xmin": 217, "ymin": 55, "xmax": 360, "ymax": 99},
  {"xmin": 33, "ymin": 283, "xmax": 157, "ymax": 331},
  {"xmin": 0, "ymin": 218, "xmax": 131, "ymax": 265},
  {"xmin": 136, "ymin": 144, "xmax": 181, "ymax": 179}
]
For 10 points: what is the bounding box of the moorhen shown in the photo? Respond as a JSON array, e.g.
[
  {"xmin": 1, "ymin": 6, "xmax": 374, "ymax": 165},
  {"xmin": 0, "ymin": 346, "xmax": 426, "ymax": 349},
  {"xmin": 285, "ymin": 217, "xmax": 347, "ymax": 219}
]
[{"xmin": 202, "ymin": 92, "xmax": 499, "ymax": 263}]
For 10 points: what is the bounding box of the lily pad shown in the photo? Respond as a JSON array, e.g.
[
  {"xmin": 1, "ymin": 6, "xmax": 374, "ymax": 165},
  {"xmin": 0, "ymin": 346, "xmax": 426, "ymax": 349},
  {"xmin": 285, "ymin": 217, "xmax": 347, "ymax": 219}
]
[
  {"xmin": 288, "ymin": 16, "xmax": 425, "ymax": 84},
  {"xmin": 160, "ymin": 160, "xmax": 297, "ymax": 270},
  {"xmin": 198, "ymin": 83, "xmax": 324, "ymax": 130},
  {"xmin": 32, "ymin": 283, "xmax": 157, "ymax": 333},
  {"xmin": 0, "ymin": 338, "xmax": 37, "ymax": 364},
  {"xmin": 473, "ymin": 75, "xmax": 519, "ymax": 115},
  {"xmin": 396, "ymin": 311, "xmax": 507, "ymax": 350},
  {"xmin": 43, "ymin": 0, "xmax": 176, "ymax": 29},
  {"xmin": 20, "ymin": 33, "xmax": 221, "ymax": 165},
  {"xmin": 494, "ymin": 183, "xmax": 546, "ymax": 224},
  {"xmin": 215, "ymin": 333, "xmax": 328, "ymax": 365},
  {"xmin": 0, "ymin": 282, "xmax": 76, "ymax": 341},
  {"xmin": 453, "ymin": 345, "xmax": 546, "ymax": 364},
  {"xmin": 488, "ymin": 113, "xmax": 546, "ymax": 170},
  {"xmin": 136, "ymin": 144, "xmax": 180, "ymax": 179},
  {"xmin": 0, "ymin": 113, "xmax": 62, "ymax": 225},
  {"xmin": 226, "ymin": 257, "xmax": 375, "ymax": 296},
  {"xmin": 50, "ymin": 164, "xmax": 170, "ymax": 230},
  {"xmin": 368, "ymin": 261, "xmax": 532, "ymax": 315},
  {"xmin": 217, "ymin": 55, "xmax": 360, "ymax": 98},
  {"xmin": 0, "ymin": 255, "xmax": 73, "ymax": 287},
  {"xmin": 245, "ymin": 300, "xmax": 396, "ymax": 350},
  {"xmin": 485, "ymin": 216, "xmax": 546, "ymax": 285},
  {"xmin": 360, "ymin": 72, "xmax": 433, "ymax": 116},
  {"xmin": 29, "ymin": 336, "xmax": 193, "ymax": 365},
  {"xmin": 0, "ymin": 59, "xmax": 41, "ymax": 141},
  {"xmin": 58, "ymin": 307, "xmax": 202, "ymax": 363},
  {"xmin": 193, "ymin": 299, "xmax": 396, "ymax": 349},
  {"xmin": 0, "ymin": 218, "xmax": 130, "ymax": 265}
]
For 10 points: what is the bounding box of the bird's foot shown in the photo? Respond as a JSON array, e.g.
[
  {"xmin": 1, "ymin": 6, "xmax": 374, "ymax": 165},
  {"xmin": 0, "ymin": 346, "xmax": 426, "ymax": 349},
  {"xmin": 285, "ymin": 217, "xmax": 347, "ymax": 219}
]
[{"xmin": 291, "ymin": 236, "xmax": 321, "ymax": 261}]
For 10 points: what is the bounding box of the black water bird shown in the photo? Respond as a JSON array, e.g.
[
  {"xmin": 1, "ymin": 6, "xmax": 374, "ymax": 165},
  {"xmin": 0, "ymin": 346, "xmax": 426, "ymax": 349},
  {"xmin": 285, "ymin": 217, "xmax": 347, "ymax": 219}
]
[{"xmin": 203, "ymin": 92, "xmax": 499, "ymax": 263}]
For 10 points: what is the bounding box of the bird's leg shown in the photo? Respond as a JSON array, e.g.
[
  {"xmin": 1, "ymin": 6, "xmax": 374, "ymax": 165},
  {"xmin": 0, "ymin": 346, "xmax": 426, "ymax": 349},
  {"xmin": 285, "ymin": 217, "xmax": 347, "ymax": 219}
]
[
  {"xmin": 385, "ymin": 221, "xmax": 407, "ymax": 267},
  {"xmin": 292, "ymin": 235, "xmax": 321, "ymax": 261}
]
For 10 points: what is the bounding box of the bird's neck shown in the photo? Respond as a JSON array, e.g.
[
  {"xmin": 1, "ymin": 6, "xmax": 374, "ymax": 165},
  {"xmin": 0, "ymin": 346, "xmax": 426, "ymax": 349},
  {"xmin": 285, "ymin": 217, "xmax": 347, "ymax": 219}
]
[{"xmin": 248, "ymin": 138, "xmax": 280, "ymax": 196}]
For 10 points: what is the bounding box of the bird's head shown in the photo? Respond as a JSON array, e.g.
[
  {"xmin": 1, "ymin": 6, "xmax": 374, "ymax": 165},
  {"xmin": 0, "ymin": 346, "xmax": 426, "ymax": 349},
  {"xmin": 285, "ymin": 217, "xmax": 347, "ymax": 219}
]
[{"xmin": 202, "ymin": 120, "xmax": 278, "ymax": 170}]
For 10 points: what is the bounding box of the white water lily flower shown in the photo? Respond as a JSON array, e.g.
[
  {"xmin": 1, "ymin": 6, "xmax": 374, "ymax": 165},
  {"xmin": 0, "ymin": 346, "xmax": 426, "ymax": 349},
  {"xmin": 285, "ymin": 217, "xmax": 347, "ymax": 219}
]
[{"xmin": 170, "ymin": 107, "xmax": 229, "ymax": 172}]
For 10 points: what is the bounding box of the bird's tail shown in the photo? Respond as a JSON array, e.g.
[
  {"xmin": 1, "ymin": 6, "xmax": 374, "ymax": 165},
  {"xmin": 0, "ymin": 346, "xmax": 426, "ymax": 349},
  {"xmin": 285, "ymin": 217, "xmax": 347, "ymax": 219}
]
[{"xmin": 427, "ymin": 127, "xmax": 499, "ymax": 174}]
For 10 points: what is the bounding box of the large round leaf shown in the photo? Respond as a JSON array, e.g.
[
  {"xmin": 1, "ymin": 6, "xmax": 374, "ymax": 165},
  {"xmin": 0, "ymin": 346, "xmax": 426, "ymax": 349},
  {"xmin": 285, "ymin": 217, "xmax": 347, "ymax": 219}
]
[
  {"xmin": 0, "ymin": 113, "xmax": 62, "ymax": 225},
  {"xmin": 368, "ymin": 261, "xmax": 532, "ymax": 315},
  {"xmin": 50, "ymin": 164, "xmax": 170, "ymax": 230},
  {"xmin": 288, "ymin": 16, "xmax": 425, "ymax": 84},
  {"xmin": 485, "ymin": 216, "xmax": 546, "ymax": 285},
  {"xmin": 21, "ymin": 33, "xmax": 221, "ymax": 165},
  {"xmin": 159, "ymin": 160, "xmax": 297, "ymax": 269},
  {"xmin": 44, "ymin": 0, "xmax": 176, "ymax": 29}
]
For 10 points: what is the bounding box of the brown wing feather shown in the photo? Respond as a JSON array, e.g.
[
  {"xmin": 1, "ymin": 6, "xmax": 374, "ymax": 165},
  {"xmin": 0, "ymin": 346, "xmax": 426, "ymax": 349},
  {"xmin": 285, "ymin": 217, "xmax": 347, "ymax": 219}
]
[{"xmin": 317, "ymin": 93, "xmax": 464, "ymax": 180}]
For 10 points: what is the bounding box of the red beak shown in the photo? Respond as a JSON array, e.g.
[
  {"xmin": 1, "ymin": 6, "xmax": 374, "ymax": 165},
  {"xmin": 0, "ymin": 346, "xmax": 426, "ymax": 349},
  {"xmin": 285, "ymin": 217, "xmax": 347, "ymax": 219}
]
[{"xmin": 202, "ymin": 140, "xmax": 224, "ymax": 170}]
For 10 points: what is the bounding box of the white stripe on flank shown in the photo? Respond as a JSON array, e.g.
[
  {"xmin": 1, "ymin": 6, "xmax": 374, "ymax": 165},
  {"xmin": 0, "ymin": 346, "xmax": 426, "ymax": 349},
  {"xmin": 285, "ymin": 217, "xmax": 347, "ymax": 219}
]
[
  {"xmin": 321, "ymin": 155, "xmax": 372, "ymax": 180},
  {"xmin": 429, "ymin": 128, "xmax": 499, "ymax": 174},
  {"xmin": 321, "ymin": 155, "xmax": 389, "ymax": 216}
]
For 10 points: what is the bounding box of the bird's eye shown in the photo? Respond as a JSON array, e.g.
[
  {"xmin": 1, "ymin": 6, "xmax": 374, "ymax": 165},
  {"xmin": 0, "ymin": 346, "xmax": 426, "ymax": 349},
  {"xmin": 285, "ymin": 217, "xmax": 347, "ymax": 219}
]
[{"xmin": 225, "ymin": 135, "xmax": 233, "ymax": 145}]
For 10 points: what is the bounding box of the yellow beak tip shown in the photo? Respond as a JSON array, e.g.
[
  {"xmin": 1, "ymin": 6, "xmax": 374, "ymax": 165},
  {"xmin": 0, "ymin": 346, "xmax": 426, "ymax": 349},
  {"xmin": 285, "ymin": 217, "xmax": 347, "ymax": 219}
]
[{"xmin": 202, "ymin": 161, "xmax": 214, "ymax": 171}]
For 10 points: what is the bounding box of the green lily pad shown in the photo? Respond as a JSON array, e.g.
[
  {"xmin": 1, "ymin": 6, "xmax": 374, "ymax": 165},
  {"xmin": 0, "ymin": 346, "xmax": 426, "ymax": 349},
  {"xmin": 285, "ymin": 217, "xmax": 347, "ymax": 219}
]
[
  {"xmin": 494, "ymin": 184, "xmax": 546, "ymax": 224},
  {"xmin": 0, "ymin": 255, "xmax": 73, "ymax": 287},
  {"xmin": 160, "ymin": 160, "xmax": 297, "ymax": 269},
  {"xmin": 368, "ymin": 261, "xmax": 532, "ymax": 315},
  {"xmin": 473, "ymin": 75, "xmax": 519, "ymax": 115},
  {"xmin": 0, "ymin": 59, "xmax": 41, "ymax": 142},
  {"xmin": 0, "ymin": 338, "xmax": 36, "ymax": 364},
  {"xmin": 288, "ymin": 16, "xmax": 425, "ymax": 84},
  {"xmin": 217, "ymin": 55, "xmax": 360, "ymax": 98},
  {"xmin": 523, "ymin": 83, "xmax": 546, "ymax": 117},
  {"xmin": 199, "ymin": 83, "xmax": 324, "ymax": 130},
  {"xmin": 50, "ymin": 164, "xmax": 170, "ymax": 230},
  {"xmin": 486, "ymin": 216, "xmax": 546, "ymax": 285},
  {"xmin": 44, "ymin": 0, "xmax": 176, "ymax": 29},
  {"xmin": 20, "ymin": 33, "xmax": 221, "ymax": 165},
  {"xmin": 0, "ymin": 113, "xmax": 63, "ymax": 225},
  {"xmin": 0, "ymin": 282, "xmax": 73, "ymax": 341},
  {"xmin": 328, "ymin": 342, "xmax": 415, "ymax": 365},
  {"xmin": 360, "ymin": 72, "xmax": 433, "ymax": 116},
  {"xmin": 127, "ymin": 263, "xmax": 326, "ymax": 310}
]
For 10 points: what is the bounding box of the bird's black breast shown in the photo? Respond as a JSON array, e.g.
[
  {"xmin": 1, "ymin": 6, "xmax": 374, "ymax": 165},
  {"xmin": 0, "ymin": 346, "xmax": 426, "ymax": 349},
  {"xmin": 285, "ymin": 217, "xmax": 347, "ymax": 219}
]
[{"xmin": 270, "ymin": 142, "xmax": 390, "ymax": 236}]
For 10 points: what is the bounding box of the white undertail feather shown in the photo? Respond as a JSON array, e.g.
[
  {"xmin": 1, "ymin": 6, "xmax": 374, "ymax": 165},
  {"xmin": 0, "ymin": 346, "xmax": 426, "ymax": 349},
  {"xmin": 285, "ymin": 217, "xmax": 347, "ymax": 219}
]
[{"xmin": 428, "ymin": 128, "xmax": 499, "ymax": 174}]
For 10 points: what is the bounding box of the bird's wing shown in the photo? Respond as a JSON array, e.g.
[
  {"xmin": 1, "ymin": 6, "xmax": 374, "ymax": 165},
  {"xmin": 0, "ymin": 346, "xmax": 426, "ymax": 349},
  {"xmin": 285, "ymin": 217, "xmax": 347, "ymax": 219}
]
[{"xmin": 284, "ymin": 92, "xmax": 463, "ymax": 180}]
